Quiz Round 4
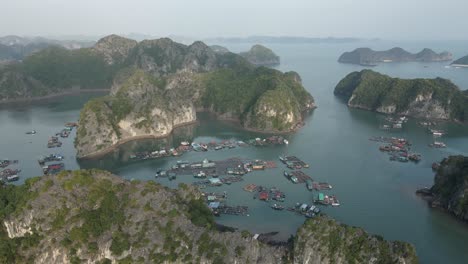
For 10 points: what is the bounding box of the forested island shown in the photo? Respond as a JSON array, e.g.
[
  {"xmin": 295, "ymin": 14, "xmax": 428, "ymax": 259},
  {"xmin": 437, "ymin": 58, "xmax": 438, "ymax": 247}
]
[
  {"xmin": 338, "ymin": 47, "xmax": 452, "ymax": 66},
  {"xmin": 334, "ymin": 70, "xmax": 468, "ymax": 122},
  {"xmin": 451, "ymin": 55, "xmax": 468, "ymax": 67}
]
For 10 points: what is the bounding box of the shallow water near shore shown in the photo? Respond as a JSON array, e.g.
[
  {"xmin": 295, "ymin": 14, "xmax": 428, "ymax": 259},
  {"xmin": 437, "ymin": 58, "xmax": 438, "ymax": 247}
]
[{"xmin": 2, "ymin": 41, "xmax": 468, "ymax": 263}]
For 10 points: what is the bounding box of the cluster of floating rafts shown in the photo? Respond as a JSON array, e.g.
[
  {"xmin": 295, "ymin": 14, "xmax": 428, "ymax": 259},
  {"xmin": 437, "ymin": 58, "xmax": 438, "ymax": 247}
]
[
  {"xmin": 47, "ymin": 136, "xmax": 62, "ymax": 148},
  {"xmin": 0, "ymin": 159, "xmax": 20, "ymax": 182},
  {"xmin": 0, "ymin": 168, "xmax": 21, "ymax": 182},
  {"xmin": 380, "ymin": 116, "xmax": 408, "ymax": 130},
  {"xmin": 129, "ymin": 136, "xmax": 290, "ymax": 162},
  {"xmin": 287, "ymin": 203, "xmax": 321, "ymax": 218},
  {"xmin": 253, "ymin": 186, "xmax": 286, "ymax": 203},
  {"xmin": 372, "ymin": 137, "xmax": 422, "ymax": 163},
  {"xmin": 42, "ymin": 163, "xmax": 65, "ymax": 175}
]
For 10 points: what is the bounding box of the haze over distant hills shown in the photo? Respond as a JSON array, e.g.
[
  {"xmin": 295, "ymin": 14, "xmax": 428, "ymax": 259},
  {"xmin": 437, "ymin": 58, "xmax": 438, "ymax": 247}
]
[
  {"xmin": 0, "ymin": 35, "xmax": 95, "ymax": 62},
  {"xmin": 205, "ymin": 36, "xmax": 362, "ymax": 44},
  {"xmin": 338, "ymin": 47, "xmax": 453, "ymax": 66}
]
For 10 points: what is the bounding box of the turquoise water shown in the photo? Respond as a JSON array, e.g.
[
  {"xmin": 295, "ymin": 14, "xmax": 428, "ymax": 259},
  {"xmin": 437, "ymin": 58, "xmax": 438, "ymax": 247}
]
[{"xmin": 2, "ymin": 41, "xmax": 468, "ymax": 263}]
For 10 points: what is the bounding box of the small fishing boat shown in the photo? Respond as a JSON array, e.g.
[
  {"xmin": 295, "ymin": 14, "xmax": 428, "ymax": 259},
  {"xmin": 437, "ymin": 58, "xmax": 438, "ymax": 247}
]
[
  {"xmin": 26, "ymin": 130, "xmax": 37, "ymax": 135},
  {"xmin": 271, "ymin": 203, "xmax": 285, "ymax": 210}
]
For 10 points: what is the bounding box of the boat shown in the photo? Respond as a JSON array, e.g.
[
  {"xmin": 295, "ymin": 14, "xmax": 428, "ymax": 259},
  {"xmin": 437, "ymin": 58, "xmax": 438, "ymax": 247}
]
[
  {"xmin": 430, "ymin": 141, "xmax": 446, "ymax": 148},
  {"xmin": 290, "ymin": 176, "xmax": 298, "ymax": 184},
  {"xmin": 25, "ymin": 130, "xmax": 37, "ymax": 135},
  {"xmin": 214, "ymin": 145, "xmax": 223, "ymax": 150},
  {"xmin": 180, "ymin": 141, "xmax": 190, "ymax": 146},
  {"xmin": 271, "ymin": 203, "xmax": 285, "ymax": 210},
  {"xmin": 306, "ymin": 180, "xmax": 313, "ymax": 191},
  {"xmin": 168, "ymin": 172, "xmax": 176, "ymax": 181},
  {"xmin": 6, "ymin": 174, "xmax": 19, "ymax": 182},
  {"xmin": 330, "ymin": 196, "xmax": 340, "ymax": 207},
  {"xmin": 194, "ymin": 171, "xmax": 207, "ymax": 178},
  {"xmin": 283, "ymin": 139, "xmax": 289, "ymax": 145},
  {"xmin": 398, "ymin": 156, "xmax": 409, "ymax": 162}
]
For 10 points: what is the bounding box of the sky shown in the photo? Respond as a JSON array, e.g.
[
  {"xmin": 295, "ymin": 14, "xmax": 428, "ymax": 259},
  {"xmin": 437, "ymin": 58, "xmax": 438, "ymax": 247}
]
[{"xmin": 2, "ymin": 0, "xmax": 468, "ymax": 40}]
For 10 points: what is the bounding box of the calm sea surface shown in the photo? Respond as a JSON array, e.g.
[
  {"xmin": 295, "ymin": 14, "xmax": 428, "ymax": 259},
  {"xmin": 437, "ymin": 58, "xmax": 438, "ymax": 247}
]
[{"xmin": 2, "ymin": 40, "xmax": 468, "ymax": 263}]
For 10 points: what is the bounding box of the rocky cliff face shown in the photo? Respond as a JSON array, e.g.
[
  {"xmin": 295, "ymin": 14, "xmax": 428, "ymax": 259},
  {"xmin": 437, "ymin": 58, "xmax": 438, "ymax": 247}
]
[
  {"xmin": 334, "ymin": 70, "xmax": 468, "ymax": 121},
  {"xmin": 338, "ymin": 47, "xmax": 452, "ymax": 65},
  {"xmin": 0, "ymin": 170, "xmax": 418, "ymax": 264},
  {"xmin": 92, "ymin": 34, "xmax": 138, "ymax": 65},
  {"xmin": 239, "ymin": 44, "xmax": 280, "ymax": 66},
  {"xmin": 75, "ymin": 35, "xmax": 314, "ymax": 158},
  {"xmin": 75, "ymin": 69, "xmax": 201, "ymax": 158},
  {"xmin": 417, "ymin": 156, "xmax": 468, "ymax": 222}
]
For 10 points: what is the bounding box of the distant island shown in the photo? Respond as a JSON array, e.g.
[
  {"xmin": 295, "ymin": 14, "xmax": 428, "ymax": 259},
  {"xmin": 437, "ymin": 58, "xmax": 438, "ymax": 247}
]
[
  {"xmin": 0, "ymin": 169, "xmax": 418, "ymax": 263},
  {"xmin": 205, "ymin": 36, "xmax": 361, "ymax": 44},
  {"xmin": 239, "ymin": 44, "xmax": 280, "ymax": 66},
  {"xmin": 210, "ymin": 44, "xmax": 280, "ymax": 66},
  {"xmin": 338, "ymin": 47, "xmax": 452, "ymax": 66},
  {"xmin": 209, "ymin": 45, "xmax": 230, "ymax": 54},
  {"xmin": 334, "ymin": 70, "xmax": 468, "ymax": 122},
  {"xmin": 0, "ymin": 35, "xmax": 94, "ymax": 62},
  {"xmin": 416, "ymin": 155, "xmax": 468, "ymax": 223},
  {"xmin": 451, "ymin": 55, "xmax": 468, "ymax": 67}
]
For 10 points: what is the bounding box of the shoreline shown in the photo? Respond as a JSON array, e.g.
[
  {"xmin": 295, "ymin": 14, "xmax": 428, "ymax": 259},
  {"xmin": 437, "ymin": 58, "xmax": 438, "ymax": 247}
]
[
  {"xmin": 0, "ymin": 89, "xmax": 110, "ymax": 106},
  {"xmin": 77, "ymin": 120, "xmax": 199, "ymax": 160},
  {"xmin": 451, "ymin": 64, "xmax": 468, "ymax": 68},
  {"xmin": 78, "ymin": 107, "xmax": 316, "ymax": 160},
  {"xmin": 347, "ymin": 104, "xmax": 468, "ymax": 125}
]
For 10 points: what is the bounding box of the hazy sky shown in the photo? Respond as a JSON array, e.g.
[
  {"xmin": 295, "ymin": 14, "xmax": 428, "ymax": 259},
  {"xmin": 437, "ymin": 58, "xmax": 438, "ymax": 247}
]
[{"xmin": 2, "ymin": 0, "xmax": 467, "ymax": 40}]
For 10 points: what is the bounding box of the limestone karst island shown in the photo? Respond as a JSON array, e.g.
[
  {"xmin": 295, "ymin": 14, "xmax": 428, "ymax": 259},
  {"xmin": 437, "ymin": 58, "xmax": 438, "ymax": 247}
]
[{"xmin": 2, "ymin": 1, "xmax": 468, "ymax": 264}]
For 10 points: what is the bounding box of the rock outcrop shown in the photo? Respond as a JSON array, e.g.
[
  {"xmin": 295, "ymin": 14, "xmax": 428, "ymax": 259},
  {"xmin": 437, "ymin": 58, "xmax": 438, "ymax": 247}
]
[
  {"xmin": 239, "ymin": 44, "xmax": 280, "ymax": 66},
  {"xmin": 334, "ymin": 70, "xmax": 468, "ymax": 121},
  {"xmin": 0, "ymin": 170, "xmax": 418, "ymax": 263},
  {"xmin": 338, "ymin": 47, "xmax": 452, "ymax": 65},
  {"xmin": 75, "ymin": 35, "xmax": 315, "ymax": 158},
  {"xmin": 92, "ymin": 34, "xmax": 137, "ymax": 65},
  {"xmin": 417, "ymin": 155, "xmax": 468, "ymax": 222}
]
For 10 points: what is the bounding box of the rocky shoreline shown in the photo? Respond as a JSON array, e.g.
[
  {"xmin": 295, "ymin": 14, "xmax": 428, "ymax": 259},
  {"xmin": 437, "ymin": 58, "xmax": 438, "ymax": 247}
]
[
  {"xmin": 77, "ymin": 120, "xmax": 199, "ymax": 160},
  {"xmin": 416, "ymin": 155, "xmax": 468, "ymax": 223},
  {"xmin": 77, "ymin": 107, "xmax": 316, "ymax": 160}
]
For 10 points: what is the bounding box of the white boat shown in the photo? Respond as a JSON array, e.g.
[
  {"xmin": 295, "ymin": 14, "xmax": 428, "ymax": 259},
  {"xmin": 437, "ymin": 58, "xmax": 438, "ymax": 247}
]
[
  {"xmin": 283, "ymin": 139, "xmax": 289, "ymax": 145},
  {"xmin": 430, "ymin": 141, "xmax": 447, "ymax": 148},
  {"xmin": 180, "ymin": 141, "xmax": 190, "ymax": 146}
]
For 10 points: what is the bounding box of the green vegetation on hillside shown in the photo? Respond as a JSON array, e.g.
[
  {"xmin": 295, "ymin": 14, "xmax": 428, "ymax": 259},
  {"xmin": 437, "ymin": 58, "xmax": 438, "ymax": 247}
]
[
  {"xmin": 295, "ymin": 216, "xmax": 418, "ymax": 264},
  {"xmin": 430, "ymin": 156, "xmax": 468, "ymax": 218},
  {"xmin": 201, "ymin": 66, "xmax": 310, "ymax": 118},
  {"xmin": 23, "ymin": 47, "xmax": 115, "ymax": 89},
  {"xmin": 334, "ymin": 70, "xmax": 468, "ymax": 122},
  {"xmin": 0, "ymin": 170, "xmax": 418, "ymax": 263}
]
